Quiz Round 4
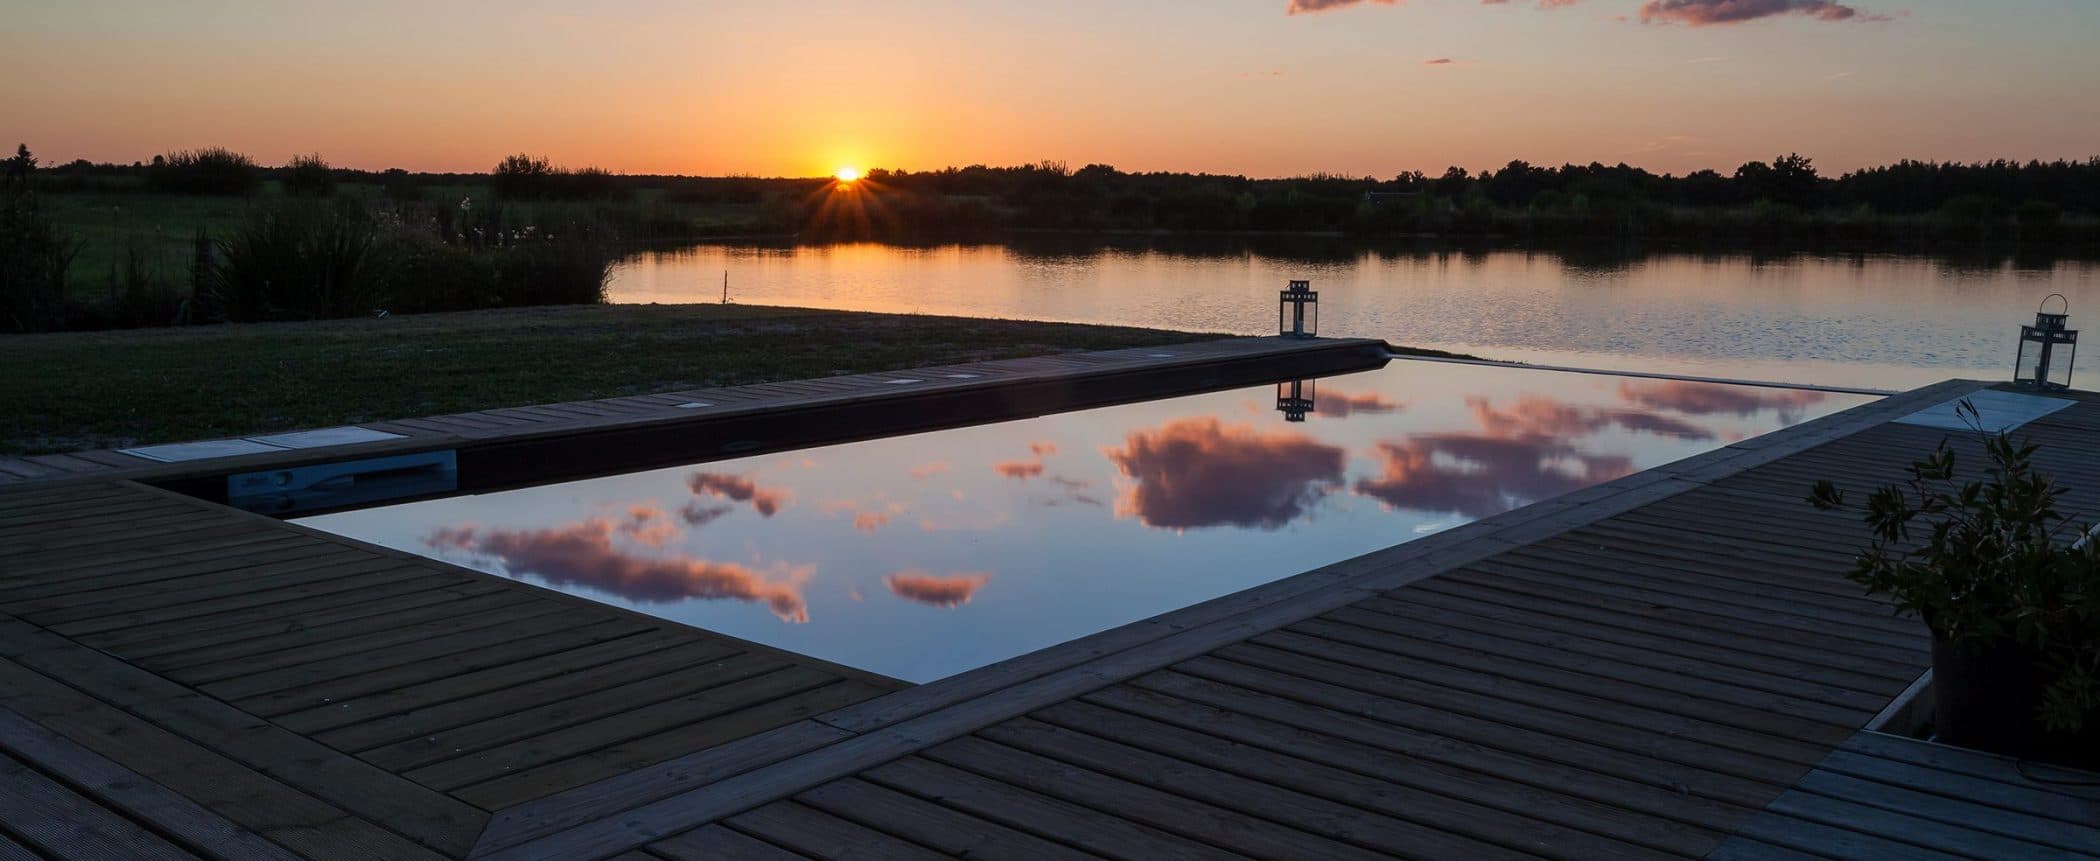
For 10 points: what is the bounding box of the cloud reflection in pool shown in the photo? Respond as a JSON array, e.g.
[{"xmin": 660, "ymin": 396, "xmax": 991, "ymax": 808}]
[{"xmin": 302, "ymin": 362, "xmax": 1873, "ymax": 682}]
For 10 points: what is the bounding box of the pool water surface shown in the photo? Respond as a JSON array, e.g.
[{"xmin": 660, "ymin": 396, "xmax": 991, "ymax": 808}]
[{"xmin": 300, "ymin": 361, "xmax": 1876, "ymax": 683}]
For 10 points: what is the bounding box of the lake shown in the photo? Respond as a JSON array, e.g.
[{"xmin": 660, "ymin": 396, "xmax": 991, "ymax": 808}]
[{"xmin": 608, "ymin": 238, "xmax": 2100, "ymax": 391}]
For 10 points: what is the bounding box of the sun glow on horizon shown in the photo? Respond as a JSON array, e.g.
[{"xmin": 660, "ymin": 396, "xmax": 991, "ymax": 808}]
[{"xmin": 834, "ymin": 166, "xmax": 863, "ymax": 183}]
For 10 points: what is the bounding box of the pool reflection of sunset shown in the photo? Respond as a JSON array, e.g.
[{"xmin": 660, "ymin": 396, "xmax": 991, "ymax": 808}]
[{"xmin": 302, "ymin": 362, "xmax": 1872, "ymax": 682}]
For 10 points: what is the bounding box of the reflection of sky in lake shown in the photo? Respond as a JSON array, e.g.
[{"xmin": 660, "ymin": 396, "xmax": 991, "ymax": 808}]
[{"xmin": 300, "ymin": 362, "xmax": 1876, "ymax": 683}]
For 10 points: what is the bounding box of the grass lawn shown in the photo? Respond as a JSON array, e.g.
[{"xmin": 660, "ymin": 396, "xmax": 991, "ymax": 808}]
[
  {"xmin": 43, "ymin": 187, "xmax": 768, "ymax": 300},
  {"xmin": 45, "ymin": 192, "xmax": 251, "ymax": 297},
  {"xmin": 0, "ymin": 304, "xmax": 1211, "ymax": 455}
]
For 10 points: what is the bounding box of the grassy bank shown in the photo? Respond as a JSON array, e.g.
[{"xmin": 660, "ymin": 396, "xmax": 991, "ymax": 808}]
[
  {"xmin": 0, "ymin": 304, "xmax": 1208, "ymax": 454},
  {"xmin": 43, "ymin": 188, "xmax": 763, "ymax": 300}
]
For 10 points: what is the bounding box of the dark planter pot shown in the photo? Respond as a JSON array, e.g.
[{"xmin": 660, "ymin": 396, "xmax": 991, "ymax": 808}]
[{"xmin": 1932, "ymin": 636, "xmax": 2099, "ymax": 769}]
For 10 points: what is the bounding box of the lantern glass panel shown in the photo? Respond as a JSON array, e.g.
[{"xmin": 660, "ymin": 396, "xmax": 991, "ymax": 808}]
[{"xmin": 2016, "ymin": 329, "xmax": 2077, "ymax": 390}]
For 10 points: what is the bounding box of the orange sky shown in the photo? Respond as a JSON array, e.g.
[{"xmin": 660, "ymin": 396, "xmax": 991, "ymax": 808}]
[{"xmin": 7, "ymin": 0, "xmax": 2097, "ymax": 178}]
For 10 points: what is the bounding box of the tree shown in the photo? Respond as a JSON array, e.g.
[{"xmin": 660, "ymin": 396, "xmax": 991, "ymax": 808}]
[
  {"xmin": 282, "ymin": 153, "xmax": 335, "ymax": 197},
  {"xmin": 3, "ymin": 144, "xmax": 35, "ymax": 189},
  {"xmin": 491, "ymin": 153, "xmax": 557, "ymax": 200}
]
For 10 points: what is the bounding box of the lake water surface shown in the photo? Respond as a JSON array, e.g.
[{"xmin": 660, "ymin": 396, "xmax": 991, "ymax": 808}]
[{"xmin": 609, "ymin": 238, "xmax": 2100, "ymax": 391}]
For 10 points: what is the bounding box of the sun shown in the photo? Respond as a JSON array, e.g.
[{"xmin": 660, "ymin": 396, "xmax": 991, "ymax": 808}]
[{"xmin": 834, "ymin": 166, "xmax": 863, "ymax": 183}]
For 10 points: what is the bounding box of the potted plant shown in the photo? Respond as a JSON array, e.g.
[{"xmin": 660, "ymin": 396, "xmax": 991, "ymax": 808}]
[{"xmin": 1809, "ymin": 401, "xmax": 2098, "ymax": 767}]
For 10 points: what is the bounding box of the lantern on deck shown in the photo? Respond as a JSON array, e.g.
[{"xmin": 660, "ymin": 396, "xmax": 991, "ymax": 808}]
[
  {"xmin": 2015, "ymin": 294, "xmax": 2077, "ymax": 391},
  {"xmin": 1279, "ymin": 280, "xmax": 1318, "ymax": 338},
  {"xmin": 1276, "ymin": 378, "xmax": 1316, "ymax": 422}
]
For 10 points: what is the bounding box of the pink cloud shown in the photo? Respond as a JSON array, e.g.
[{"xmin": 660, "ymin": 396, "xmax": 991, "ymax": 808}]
[
  {"xmin": 1355, "ymin": 436, "xmax": 1634, "ymax": 518},
  {"xmin": 993, "ymin": 460, "xmax": 1046, "ymax": 480},
  {"xmin": 1315, "ymin": 390, "xmax": 1406, "ymax": 417},
  {"xmin": 1616, "ymin": 380, "xmax": 1827, "ymax": 421},
  {"xmin": 426, "ymin": 520, "xmax": 809, "ymax": 621},
  {"xmin": 616, "ymin": 505, "xmax": 681, "ymax": 549},
  {"xmin": 687, "ymin": 472, "xmax": 792, "ymax": 516},
  {"xmin": 679, "ymin": 503, "xmax": 733, "ymax": 527},
  {"xmin": 1105, "ymin": 417, "xmax": 1345, "ymax": 530},
  {"xmin": 1638, "ymin": 0, "xmax": 1880, "ymax": 25},
  {"xmin": 1468, "ymin": 395, "xmax": 1714, "ymax": 441},
  {"xmin": 884, "ymin": 571, "xmax": 992, "ymax": 608},
  {"xmin": 1286, "ymin": 0, "xmax": 1397, "ymax": 13}
]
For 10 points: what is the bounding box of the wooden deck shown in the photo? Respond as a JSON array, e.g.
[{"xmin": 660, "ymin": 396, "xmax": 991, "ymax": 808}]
[
  {"xmin": 0, "ymin": 480, "xmax": 899, "ymax": 858},
  {"xmin": 2, "ymin": 351, "xmax": 2098, "ymax": 859}
]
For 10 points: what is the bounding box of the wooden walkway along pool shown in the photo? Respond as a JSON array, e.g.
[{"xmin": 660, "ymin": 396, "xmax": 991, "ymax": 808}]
[{"xmin": 0, "ymin": 350, "xmax": 2097, "ymax": 858}]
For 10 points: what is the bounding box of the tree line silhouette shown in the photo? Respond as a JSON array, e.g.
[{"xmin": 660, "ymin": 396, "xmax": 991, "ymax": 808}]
[{"xmin": 24, "ymin": 148, "xmax": 2100, "ymax": 247}]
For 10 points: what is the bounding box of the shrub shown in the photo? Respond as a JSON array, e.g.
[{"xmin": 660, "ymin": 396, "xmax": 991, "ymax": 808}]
[
  {"xmin": 210, "ymin": 201, "xmax": 381, "ymax": 320},
  {"xmin": 282, "ymin": 153, "xmax": 336, "ymax": 197},
  {"xmin": 378, "ymin": 238, "xmax": 496, "ymax": 314},
  {"xmin": 0, "ymin": 188, "xmax": 74, "ymax": 332},
  {"xmin": 147, "ymin": 148, "xmax": 262, "ymax": 196},
  {"xmin": 489, "ymin": 229, "xmax": 612, "ymax": 306},
  {"xmin": 1810, "ymin": 404, "xmax": 2100, "ymax": 731}
]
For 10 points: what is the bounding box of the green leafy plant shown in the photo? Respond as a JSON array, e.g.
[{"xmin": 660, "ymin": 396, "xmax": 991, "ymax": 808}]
[{"xmin": 1809, "ymin": 400, "xmax": 2100, "ymax": 730}]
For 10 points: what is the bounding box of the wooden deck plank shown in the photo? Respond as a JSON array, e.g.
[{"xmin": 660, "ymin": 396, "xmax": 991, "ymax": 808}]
[
  {"xmin": 77, "ymin": 572, "xmax": 476, "ymax": 652},
  {"xmin": 0, "ymin": 540, "xmax": 349, "ymax": 604},
  {"xmin": 230, "ymin": 618, "xmax": 648, "ymax": 715},
  {"xmin": 975, "ymin": 714, "xmax": 1546, "ymax": 861},
  {"xmin": 448, "ymin": 677, "xmax": 886, "ymax": 809},
  {"xmin": 1029, "ymin": 698, "xmax": 1685, "ymax": 860},
  {"xmin": 0, "ymin": 707, "xmax": 300, "ymax": 861},
  {"xmin": 0, "ymin": 751, "xmax": 200, "ymax": 860},
  {"xmin": 1396, "ymin": 580, "xmax": 1911, "ymax": 690},
  {"xmin": 859, "ymin": 755, "xmax": 1240, "ymax": 861},
  {"xmin": 791, "ymin": 777, "xmax": 1101, "ymax": 861},
  {"xmin": 46, "ymin": 564, "xmax": 435, "ymax": 635},
  {"xmin": 277, "ymin": 621, "xmax": 705, "ymax": 734},
  {"xmin": 475, "ymin": 722, "xmax": 853, "ymax": 858},
  {"xmin": 1816, "ymin": 746, "xmax": 2100, "ymax": 827},
  {"xmin": 920, "ymin": 734, "xmax": 1397, "ymax": 861},
  {"xmin": 359, "ymin": 649, "xmax": 789, "ymax": 773},
  {"xmin": 648, "ymin": 824, "xmax": 812, "ymax": 861},
  {"xmin": 155, "ymin": 591, "xmax": 560, "ymax": 680},
  {"xmin": 1354, "ymin": 592, "xmax": 1894, "ymax": 705},
  {"xmin": 1175, "ymin": 652, "xmax": 1790, "ymax": 806},
  {"xmin": 5, "ymin": 549, "xmax": 388, "ymax": 618},
  {"xmin": 0, "ymin": 657, "xmax": 447, "ymax": 861},
  {"xmin": 1789, "ymin": 768, "xmax": 2100, "ymax": 855},
  {"xmin": 1104, "ymin": 673, "xmax": 1755, "ymax": 836},
  {"xmin": 1466, "ymin": 556, "xmax": 1929, "ymax": 658},
  {"xmin": 1439, "ymin": 566, "xmax": 1918, "ymax": 668},
  {"xmin": 1241, "ymin": 630, "xmax": 1843, "ymax": 766},
  {"xmin": 114, "ymin": 576, "xmax": 515, "ymax": 661},
  {"xmin": 1766, "ymin": 787, "xmax": 2087, "ymax": 860},
  {"xmin": 0, "ymin": 616, "xmax": 486, "ymax": 856},
  {"xmin": 723, "ymin": 799, "xmax": 948, "ymax": 861},
  {"xmin": 304, "ymin": 634, "xmax": 732, "ymax": 746}
]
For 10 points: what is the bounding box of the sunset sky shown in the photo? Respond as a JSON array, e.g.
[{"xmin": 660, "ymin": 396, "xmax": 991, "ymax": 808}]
[{"xmin": 7, "ymin": 0, "xmax": 2096, "ymax": 178}]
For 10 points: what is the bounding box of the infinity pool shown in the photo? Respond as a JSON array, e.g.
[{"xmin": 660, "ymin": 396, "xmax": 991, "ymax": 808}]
[{"xmin": 300, "ymin": 361, "xmax": 1875, "ymax": 683}]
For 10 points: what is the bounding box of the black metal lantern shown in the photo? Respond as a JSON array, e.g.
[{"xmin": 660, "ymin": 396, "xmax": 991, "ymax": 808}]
[
  {"xmin": 1276, "ymin": 378, "xmax": 1316, "ymax": 422},
  {"xmin": 1279, "ymin": 280, "xmax": 1318, "ymax": 338},
  {"xmin": 2015, "ymin": 294, "xmax": 2077, "ymax": 391}
]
